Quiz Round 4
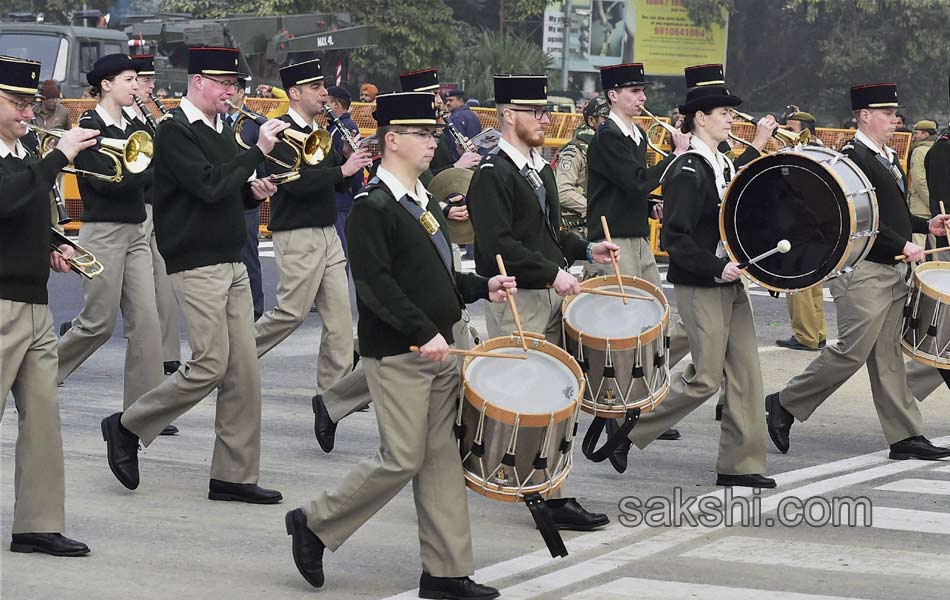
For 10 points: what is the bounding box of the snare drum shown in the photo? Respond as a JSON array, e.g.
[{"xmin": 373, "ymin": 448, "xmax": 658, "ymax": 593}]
[
  {"xmin": 561, "ymin": 275, "xmax": 671, "ymax": 418},
  {"xmin": 902, "ymin": 262, "xmax": 950, "ymax": 369},
  {"xmin": 457, "ymin": 334, "xmax": 584, "ymax": 502},
  {"xmin": 720, "ymin": 146, "xmax": 879, "ymax": 292}
]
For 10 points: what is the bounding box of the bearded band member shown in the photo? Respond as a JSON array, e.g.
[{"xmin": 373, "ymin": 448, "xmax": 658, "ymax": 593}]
[
  {"xmin": 467, "ymin": 74, "xmax": 617, "ymax": 531},
  {"xmin": 285, "ymin": 91, "xmax": 511, "ymax": 599}
]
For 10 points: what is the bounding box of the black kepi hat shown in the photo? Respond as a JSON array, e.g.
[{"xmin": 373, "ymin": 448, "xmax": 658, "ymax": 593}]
[
  {"xmin": 279, "ymin": 59, "xmax": 323, "ymax": 89},
  {"xmin": 678, "ymin": 63, "xmax": 742, "ymax": 113},
  {"xmin": 87, "ymin": 53, "xmax": 139, "ymax": 88},
  {"xmin": 494, "ymin": 74, "xmax": 547, "ymax": 105},
  {"xmin": 130, "ymin": 54, "xmax": 155, "ymax": 76},
  {"xmin": 0, "ymin": 54, "xmax": 41, "ymax": 96},
  {"xmin": 400, "ymin": 68, "xmax": 440, "ymax": 92},
  {"xmin": 600, "ymin": 63, "xmax": 651, "ymax": 90},
  {"xmin": 373, "ymin": 91, "xmax": 442, "ymax": 126},
  {"xmin": 684, "ymin": 64, "xmax": 726, "ymax": 88},
  {"xmin": 850, "ymin": 83, "xmax": 901, "ymax": 111},
  {"xmin": 188, "ymin": 47, "xmax": 247, "ymax": 78}
]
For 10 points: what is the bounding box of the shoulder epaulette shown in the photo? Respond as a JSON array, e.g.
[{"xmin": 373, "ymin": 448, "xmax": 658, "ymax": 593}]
[
  {"xmin": 354, "ymin": 176, "xmax": 382, "ymax": 200},
  {"xmin": 659, "ymin": 150, "xmax": 712, "ymax": 184}
]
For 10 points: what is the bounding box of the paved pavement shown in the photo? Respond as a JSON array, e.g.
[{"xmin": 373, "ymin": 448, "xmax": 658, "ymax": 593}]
[{"xmin": 3, "ymin": 248, "xmax": 950, "ymax": 599}]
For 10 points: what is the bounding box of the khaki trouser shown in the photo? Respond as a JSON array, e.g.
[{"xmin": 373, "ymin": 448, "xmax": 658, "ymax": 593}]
[
  {"xmin": 57, "ymin": 221, "xmax": 164, "ymax": 409},
  {"xmin": 121, "ymin": 263, "xmax": 262, "ymax": 483},
  {"xmin": 324, "ymin": 322, "xmax": 473, "ymax": 423},
  {"xmin": 144, "ymin": 204, "xmax": 181, "ymax": 362},
  {"xmin": 905, "ymin": 358, "xmax": 946, "ymax": 402},
  {"xmin": 1, "ymin": 300, "xmax": 66, "ymax": 533},
  {"xmin": 487, "ymin": 287, "xmax": 563, "ymax": 344},
  {"xmin": 304, "ymin": 352, "xmax": 474, "ymax": 577},
  {"xmin": 631, "ymin": 284, "xmax": 767, "ymax": 474},
  {"xmin": 779, "ymin": 261, "xmax": 923, "ymax": 445},
  {"xmin": 255, "ymin": 226, "xmax": 353, "ymax": 394},
  {"xmin": 787, "ymin": 285, "xmax": 827, "ymax": 348}
]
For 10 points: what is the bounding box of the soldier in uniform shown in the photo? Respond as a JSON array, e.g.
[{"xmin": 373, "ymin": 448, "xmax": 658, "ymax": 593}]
[
  {"xmin": 1, "ymin": 54, "xmax": 99, "ymax": 556},
  {"xmin": 467, "ymin": 74, "xmax": 618, "ymax": 531},
  {"xmin": 100, "ymin": 47, "xmax": 286, "ymax": 503},
  {"xmin": 766, "ymin": 83, "xmax": 950, "ymax": 461},
  {"xmin": 555, "ymin": 96, "xmax": 609, "ymax": 238},
  {"xmin": 254, "ymin": 59, "xmax": 371, "ymax": 404},
  {"xmin": 626, "ymin": 65, "xmax": 774, "ymax": 488},
  {"xmin": 284, "ymin": 91, "xmax": 512, "ymax": 599}
]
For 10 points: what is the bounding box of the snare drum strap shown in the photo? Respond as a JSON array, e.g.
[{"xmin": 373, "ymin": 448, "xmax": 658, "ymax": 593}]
[
  {"xmin": 581, "ymin": 408, "xmax": 641, "ymax": 463},
  {"xmin": 524, "ymin": 493, "xmax": 569, "ymax": 558}
]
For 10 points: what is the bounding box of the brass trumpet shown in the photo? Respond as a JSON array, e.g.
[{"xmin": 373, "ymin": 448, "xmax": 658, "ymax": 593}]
[
  {"xmin": 226, "ymin": 101, "xmax": 332, "ymax": 172},
  {"xmin": 50, "ymin": 229, "xmax": 103, "ymax": 279},
  {"xmin": 21, "ymin": 121, "xmax": 153, "ymax": 183},
  {"xmin": 732, "ymin": 110, "xmax": 810, "ymax": 148},
  {"xmin": 640, "ymin": 106, "xmax": 679, "ymax": 158}
]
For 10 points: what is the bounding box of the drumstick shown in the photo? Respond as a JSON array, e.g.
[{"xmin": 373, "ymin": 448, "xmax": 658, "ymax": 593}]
[
  {"xmin": 496, "ymin": 254, "xmax": 529, "ymax": 352},
  {"xmin": 894, "ymin": 246, "xmax": 950, "ymax": 261},
  {"xmin": 736, "ymin": 240, "xmax": 792, "ymax": 270},
  {"xmin": 578, "ymin": 287, "xmax": 654, "ymax": 301},
  {"xmin": 600, "ymin": 216, "xmax": 627, "ymax": 305},
  {"xmin": 409, "ymin": 346, "xmax": 528, "ymax": 360}
]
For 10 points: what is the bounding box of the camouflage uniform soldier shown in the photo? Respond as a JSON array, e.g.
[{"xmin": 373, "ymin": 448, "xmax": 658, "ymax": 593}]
[{"xmin": 555, "ymin": 97, "xmax": 610, "ymax": 238}]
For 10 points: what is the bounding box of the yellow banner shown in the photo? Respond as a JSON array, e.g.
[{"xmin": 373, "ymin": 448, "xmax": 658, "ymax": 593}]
[{"xmin": 633, "ymin": 0, "xmax": 727, "ymax": 76}]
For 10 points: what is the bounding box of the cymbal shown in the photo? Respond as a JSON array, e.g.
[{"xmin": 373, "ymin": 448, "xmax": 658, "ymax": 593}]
[{"xmin": 429, "ymin": 167, "xmax": 475, "ymax": 244}]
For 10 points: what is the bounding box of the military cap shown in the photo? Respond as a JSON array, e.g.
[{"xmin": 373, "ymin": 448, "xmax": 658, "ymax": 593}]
[
  {"xmin": 279, "ymin": 59, "xmax": 324, "ymax": 89},
  {"xmin": 494, "ymin": 74, "xmax": 547, "ymax": 106},
  {"xmin": 188, "ymin": 47, "xmax": 247, "ymax": 78},
  {"xmin": 86, "ymin": 53, "xmax": 139, "ymax": 88},
  {"xmin": 678, "ymin": 64, "xmax": 741, "ymax": 113},
  {"xmin": 788, "ymin": 111, "xmax": 816, "ymax": 123},
  {"xmin": 600, "ymin": 63, "xmax": 651, "ymax": 90},
  {"xmin": 130, "ymin": 54, "xmax": 155, "ymax": 76},
  {"xmin": 373, "ymin": 91, "xmax": 442, "ymax": 126},
  {"xmin": 327, "ymin": 85, "xmax": 351, "ymax": 102},
  {"xmin": 0, "ymin": 55, "xmax": 41, "ymax": 96},
  {"xmin": 850, "ymin": 83, "xmax": 901, "ymax": 111},
  {"xmin": 914, "ymin": 119, "xmax": 938, "ymax": 132},
  {"xmin": 400, "ymin": 68, "xmax": 440, "ymax": 92}
]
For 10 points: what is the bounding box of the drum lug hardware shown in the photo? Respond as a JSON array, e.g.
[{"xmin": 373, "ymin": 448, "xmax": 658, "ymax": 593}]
[{"xmin": 847, "ymin": 187, "xmax": 874, "ymax": 198}]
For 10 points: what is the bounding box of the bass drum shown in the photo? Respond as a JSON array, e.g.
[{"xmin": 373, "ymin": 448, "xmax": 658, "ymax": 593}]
[{"xmin": 720, "ymin": 146, "xmax": 878, "ymax": 292}]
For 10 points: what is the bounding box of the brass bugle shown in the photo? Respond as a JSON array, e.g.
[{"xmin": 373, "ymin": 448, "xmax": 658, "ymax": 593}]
[
  {"xmin": 640, "ymin": 106, "xmax": 678, "ymax": 158},
  {"xmin": 50, "ymin": 229, "xmax": 103, "ymax": 279},
  {"xmin": 226, "ymin": 101, "xmax": 332, "ymax": 169},
  {"xmin": 732, "ymin": 110, "xmax": 810, "ymax": 148},
  {"xmin": 21, "ymin": 121, "xmax": 153, "ymax": 183}
]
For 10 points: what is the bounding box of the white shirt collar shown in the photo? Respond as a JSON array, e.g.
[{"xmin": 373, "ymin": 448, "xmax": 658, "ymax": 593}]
[
  {"xmin": 95, "ymin": 103, "xmax": 129, "ymax": 131},
  {"xmin": 608, "ymin": 110, "xmax": 643, "ymax": 145},
  {"xmin": 0, "ymin": 137, "xmax": 27, "ymax": 159},
  {"xmin": 180, "ymin": 96, "xmax": 223, "ymax": 133},
  {"xmin": 498, "ymin": 137, "xmax": 547, "ymax": 172},
  {"xmin": 287, "ymin": 107, "xmax": 319, "ymax": 131},
  {"xmin": 123, "ymin": 105, "xmax": 148, "ymax": 125},
  {"xmin": 855, "ymin": 128, "xmax": 895, "ymax": 162},
  {"xmin": 689, "ymin": 135, "xmax": 732, "ymax": 199},
  {"xmin": 376, "ymin": 165, "xmax": 430, "ymax": 209}
]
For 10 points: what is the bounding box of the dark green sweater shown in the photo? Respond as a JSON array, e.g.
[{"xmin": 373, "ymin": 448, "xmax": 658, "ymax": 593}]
[
  {"xmin": 0, "ymin": 146, "xmax": 68, "ymax": 304},
  {"xmin": 265, "ymin": 114, "xmax": 347, "ymax": 231},
  {"xmin": 74, "ymin": 109, "xmax": 151, "ymax": 223},
  {"xmin": 468, "ymin": 149, "xmax": 588, "ymax": 288},
  {"xmin": 152, "ymin": 108, "xmax": 264, "ymax": 274},
  {"xmin": 346, "ymin": 179, "xmax": 489, "ymax": 358},
  {"xmin": 586, "ymin": 118, "xmax": 676, "ymax": 240}
]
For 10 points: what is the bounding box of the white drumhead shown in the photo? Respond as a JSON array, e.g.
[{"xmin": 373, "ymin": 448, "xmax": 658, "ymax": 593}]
[
  {"xmin": 563, "ymin": 286, "xmax": 665, "ymax": 339},
  {"xmin": 918, "ymin": 267, "xmax": 950, "ymax": 293},
  {"xmin": 466, "ymin": 348, "xmax": 577, "ymax": 413}
]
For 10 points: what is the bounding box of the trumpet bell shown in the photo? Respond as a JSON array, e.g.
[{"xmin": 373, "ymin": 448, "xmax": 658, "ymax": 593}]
[
  {"xmin": 283, "ymin": 127, "xmax": 332, "ymax": 166},
  {"xmin": 98, "ymin": 130, "xmax": 154, "ymax": 174}
]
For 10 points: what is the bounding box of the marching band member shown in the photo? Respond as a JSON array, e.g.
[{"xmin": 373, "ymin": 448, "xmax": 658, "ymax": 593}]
[
  {"xmin": 467, "ymin": 73, "xmax": 616, "ymax": 531},
  {"xmin": 0, "ymin": 54, "xmax": 99, "ymax": 556},
  {"xmin": 100, "ymin": 47, "xmax": 286, "ymax": 503},
  {"xmin": 766, "ymin": 83, "xmax": 950, "ymax": 461},
  {"xmin": 285, "ymin": 91, "xmax": 512, "ymax": 598},
  {"xmin": 56, "ymin": 54, "xmax": 166, "ymax": 421},
  {"xmin": 627, "ymin": 65, "xmax": 774, "ymax": 488}
]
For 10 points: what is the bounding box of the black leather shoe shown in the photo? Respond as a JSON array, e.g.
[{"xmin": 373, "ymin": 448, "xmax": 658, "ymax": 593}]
[
  {"xmin": 889, "ymin": 436, "xmax": 950, "ymax": 460},
  {"xmin": 101, "ymin": 413, "xmax": 140, "ymax": 490},
  {"xmin": 715, "ymin": 403, "xmax": 724, "ymax": 421},
  {"xmin": 285, "ymin": 508, "xmax": 325, "ymax": 588},
  {"xmin": 10, "ymin": 533, "xmax": 90, "ymax": 557},
  {"xmin": 312, "ymin": 394, "xmax": 337, "ymax": 453},
  {"xmin": 159, "ymin": 424, "xmax": 179, "ymax": 436},
  {"xmin": 208, "ymin": 479, "xmax": 283, "ymax": 504},
  {"xmin": 716, "ymin": 473, "xmax": 776, "ymax": 488},
  {"xmin": 163, "ymin": 360, "xmax": 181, "ymax": 376},
  {"xmin": 59, "ymin": 320, "xmax": 72, "ymax": 337},
  {"xmin": 545, "ymin": 498, "xmax": 609, "ymax": 531},
  {"xmin": 419, "ymin": 572, "xmax": 499, "ymax": 600},
  {"xmin": 765, "ymin": 392, "xmax": 793, "ymax": 454},
  {"xmin": 775, "ymin": 336, "xmax": 820, "ymax": 351},
  {"xmin": 658, "ymin": 428, "xmax": 681, "ymax": 441}
]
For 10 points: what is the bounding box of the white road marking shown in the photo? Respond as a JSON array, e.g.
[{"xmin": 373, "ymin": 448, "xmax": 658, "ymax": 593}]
[
  {"xmin": 866, "ymin": 507, "xmax": 950, "ymax": 535},
  {"xmin": 563, "ymin": 577, "xmax": 872, "ymax": 600},
  {"xmin": 682, "ymin": 536, "xmax": 950, "ymax": 581},
  {"xmin": 874, "ymin": 478, "xmax": 950, "ymax": 496},
  {"xmin": 932, "ymin": 465, "xmax": 950, "ymax": 474}
]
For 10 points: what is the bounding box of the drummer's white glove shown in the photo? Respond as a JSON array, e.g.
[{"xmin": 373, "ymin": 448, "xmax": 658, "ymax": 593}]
[
  {"xmin": 552, "ymin": 270, "xmax": 582, "ymax": 297},
  {"xmin": 418, "ymin": 333, "xmax": 450, "ymax": 362},
  {"xmin": 488, "ymin": 275, "xmax": 517, "ymax": 303},
  {"xmin": 590, "ymin": 241, "xmax": 621, "ymax": 265}
]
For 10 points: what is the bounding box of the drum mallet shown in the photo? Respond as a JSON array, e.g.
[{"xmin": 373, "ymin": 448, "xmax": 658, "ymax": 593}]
[
  {"xmin": 736, "ymin": 240, "xmax": 792, "ymax": 270},
  {"xmin": 496, "ymin": 254, "xmax": 529, "ymax": 352},
  {"xmin": 600, "ymin": 216, "xmax": 627, "ymax": 304}
]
